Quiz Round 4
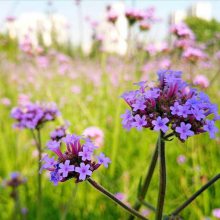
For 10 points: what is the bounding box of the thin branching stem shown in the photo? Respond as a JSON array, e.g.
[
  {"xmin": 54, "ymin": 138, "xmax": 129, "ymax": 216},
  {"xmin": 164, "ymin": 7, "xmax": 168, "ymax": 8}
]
[
  {"xmin": 140, "ymin": 200, "xmax": 156, "ymax": 212},
  {"xmin": 170, "ymin": 174, "xmax": 220, "ymax": 216},
  {"xmin": 88, "ymin": 178, "xmax": 149, "ymax": 220}
]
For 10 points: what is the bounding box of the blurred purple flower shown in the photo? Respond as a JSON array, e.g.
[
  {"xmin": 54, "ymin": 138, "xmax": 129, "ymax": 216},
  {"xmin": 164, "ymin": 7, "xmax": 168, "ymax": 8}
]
[
  {"xmin": 213, "ymin": 208, "xmax": 220, "ymax": 218},
  {"xmin": 177, "ymin": 155, "xmax": 186, "ymax": 164}
]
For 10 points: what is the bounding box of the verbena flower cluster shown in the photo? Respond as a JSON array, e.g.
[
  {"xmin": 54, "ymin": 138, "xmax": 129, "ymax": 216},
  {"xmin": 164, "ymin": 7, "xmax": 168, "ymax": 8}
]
[
  {"xmin": 171, "ymin": 22, "xmax": 195, "ymax": 40},
  {"xmin": 11, "ymin": 102, "xmax": 59, "ymax": 129},
  {"xmin": 121, "ymin": 70, "xmax": 219, "ymax": 141},
  {"xmin": 41, "ymin": 134, "xmax": 111, "ymax": 185},
  {"xmin": 50, "ymin": 126, "xmax": 67, "ymax": 141},
  {"xmin": 4, "ymin": 172, "xmax": 26, "ymax": 188},
  {"xmin": 183, "ymin": 47, "xmax": 207, "ymax": 63},
  {"xmin": 125, "ymin": 7, "xmax": 157, "ymax": 27}
]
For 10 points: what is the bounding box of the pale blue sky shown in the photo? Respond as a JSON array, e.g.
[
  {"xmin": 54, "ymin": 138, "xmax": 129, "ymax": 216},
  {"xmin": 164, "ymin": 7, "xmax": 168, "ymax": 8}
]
[{"xmin": 1, "ymin": 0, "xmax": 220, "ymax": 45}]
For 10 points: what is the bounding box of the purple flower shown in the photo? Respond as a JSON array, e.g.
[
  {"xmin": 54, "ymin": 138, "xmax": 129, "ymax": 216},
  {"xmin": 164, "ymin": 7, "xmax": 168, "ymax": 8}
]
[
  {"xmin": 59, "ymin": 160, "xmax": 75, "ymax": 178},
  {"xmin": 132, "ymin": 99, "xmax": 146, "ymax": 111},
  {"xmin": 75, "ymin": 163, "xmax": 92, "ymax": 180},
  {"xmin": 132, "ymin": 115, "xmax": 147, "ymax": 131},
  {"xmin": 50, "ymin": 170, "xmax": 60, "ymax": 186},
  {"xmin": 178, "ymin": 105, "xmax": 190, "ymax": 118},
  {"xmin": 5, "ymin": 172, "xmax": 26, "ymax": 188},
  {"xmin": 97, "ymin": 153, "xmax": 111, "ymax": 167},
  {"xmin": 115, "ymin": 192, "xmax": 126, "ymax": 201},
  {"xmin": 213, "ymin": 208, "xmax": 220, "ymax": 218},
  {"xmin": 47, "ymin": 140, "xmax": 60, "ymax": 150},
  {"xmin": 50, "ymin": 126, "xmax": 66, "ymax": 141},
  {"xmin": 183, "ymin": 47, "xmax": 207, "ymax": 63},
  {"xmin": 121, "ymin": 69, "xmax": 219, "ymax": 142},
  {"xmin": 46, "ymin": 140, "xmax": 63, "ymax": 158},
  {"xmin": 152, "ymin": 116, "xmax": 169, "ymax": 133},
  {"xmin": 203, "ymin": 120, "xmax": 218, "ymax": 139},
  {"xmin": 41, "ymin": 155, "xmax": 57, "ymax": 172},
  {"xmin": 42, "ymin": 133, "xmax": 110, "ymax": 184},
  {"xmin": 82, "ymin": 126, "xmax": 104, "ymax": 147},
  {"xmin": 78, "ymin": 148, "xmax": 92, "ymax": 161},
  {"xmin": 121, "ymin": 110, "xmax": 133, "ymax": 130},
  {"xmin": 177, "ymin": 155, "xmax": 186, "ymax": 164},
  {"xmin": 175, "ymin": 122, "xmax": 194, "ymax": 140},
  {"xmin": 191, "ymin": 107, "xmax": 205, "ymax": 120},
  {"xmin": 11, "ymin": 102, "xmax": 59, "ymax": 130},
  {"xmin": 170, "ymin": 102, "xmax": 182, "ymax": 115},
  {"xmin": 193, "ymin": 75, "xmax": 209, "ymax": 88}
]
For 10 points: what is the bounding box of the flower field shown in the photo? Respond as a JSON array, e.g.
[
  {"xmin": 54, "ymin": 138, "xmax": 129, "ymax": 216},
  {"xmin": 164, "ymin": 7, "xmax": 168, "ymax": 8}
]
[{"xmin": 0, "ymin": 1, "xmax": 220, "ymax": 220}]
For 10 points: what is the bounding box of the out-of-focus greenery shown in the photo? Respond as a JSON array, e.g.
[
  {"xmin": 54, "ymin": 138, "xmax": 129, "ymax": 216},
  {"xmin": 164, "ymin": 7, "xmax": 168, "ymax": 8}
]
[{"xmin": 185, "ymin": 17, "xmax": 220, "ymax": 45}]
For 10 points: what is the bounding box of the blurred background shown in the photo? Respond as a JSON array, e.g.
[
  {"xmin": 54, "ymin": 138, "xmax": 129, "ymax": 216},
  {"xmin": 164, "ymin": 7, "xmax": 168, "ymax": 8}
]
[{"xmin": 0, "ymin": 0, "xmax": 220, "ymax": 220}]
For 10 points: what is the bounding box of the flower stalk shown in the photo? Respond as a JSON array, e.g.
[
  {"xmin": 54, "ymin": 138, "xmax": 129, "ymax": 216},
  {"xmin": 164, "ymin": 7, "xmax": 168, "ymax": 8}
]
[
  {"xmin": 31, "ymin": 129, "xmax": 42, "ymax": 211},
  {"xmin": 155, "ymin": 132, "xmax": 166, "ymax": 220},
  {"xmin": 87, "ymin": 178, "xmax": 149, "ymax": 220},
  {"xmin": 170, "ymin": 173, "xmax": 220, "ymax": 216}
]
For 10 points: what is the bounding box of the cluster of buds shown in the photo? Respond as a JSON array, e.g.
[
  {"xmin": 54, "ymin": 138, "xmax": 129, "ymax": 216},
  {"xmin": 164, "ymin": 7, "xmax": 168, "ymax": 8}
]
[
  {"xmin": 171, "ymin": 23, "xmax": 208, "ymax": 64},
  {"xmin": 3, "ymin": 172, "xmax": 26, "ymax": 198},
  {"xmin": 121, "ymin": 70, "xmax": 219, "ymax": 141},
  {"xmin": 107, "ymin": 9, "xmax": 118, "ymax": 24},
  {"xmin": 171, "ymin": 22, "xmax": 195, "ymax": 40},
  {"xmin": 50, "ymin": 126, "xmax": 67, "ymax": 141},
  {"xmin": 125, "ymin": 9, "xmax": 143, "ymax": 26},
  {"xmin": 125, "ymin": 7, "xmax": 158, "ymax": 28},
  {"xmin": 41, "ymin": 134, "xmax": 110, "ymax": 185},
  {"xmin": 19, "ymin": 35, "xmax": 34, "ymax": 55},
  {"xmin": 11, "ymin": 102, "xmax": 59, "ymax": 129},
  {"xmin": 139, "ymin": 21, "xmax": 151, "ymax": 31},
  {"xmin": 182, "ymin": 47, "xmax": 207, "ymax": 63},
  {"xmin": 171, "ymin": 23, "xmax": 196, "ymax": 51}
]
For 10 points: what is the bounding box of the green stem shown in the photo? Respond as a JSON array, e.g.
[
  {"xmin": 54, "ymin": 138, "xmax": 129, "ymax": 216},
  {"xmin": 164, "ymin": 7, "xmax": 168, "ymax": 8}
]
[
  {"xmin": 31, "ymin": 129, "xmax": 42, "ymax": 218},
  {"xmin": 37, "ymin": 129, "xmax": 42, "ymax": 203},
  {"xmin": 128, "ymin": 138, "xmax": 159, "ymax": 220},
  {"xmin": 88, "ymin": 178, "xmax": 149, "ymax": 220},
  {"xmin": 170, "ymin": 173, "xmax": 220, "ymax": 216},
  {"xmin": 140, "ymin": 200, "xmax": 156, "ymax": 212},
  {"xmin": 13, "ymin": 188, "xmax": 21, "ymax": 219},
  {"xmin": 155, "ymin": 132, "xmax": 166, "ymax": 220}
]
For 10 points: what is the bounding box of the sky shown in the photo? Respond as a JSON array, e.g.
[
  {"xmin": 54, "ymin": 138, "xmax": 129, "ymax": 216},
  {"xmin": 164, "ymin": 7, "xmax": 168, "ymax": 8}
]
[{"xmin": 0, "ymin": 0, "xmax": 220, "ymax": 45}]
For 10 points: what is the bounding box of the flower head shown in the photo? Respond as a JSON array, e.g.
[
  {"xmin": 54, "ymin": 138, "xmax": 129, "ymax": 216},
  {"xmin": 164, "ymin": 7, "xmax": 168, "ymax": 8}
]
[
  {"xmin": 183, "ymin": 47, "xmax": 207, "ymax": 63},
  {"xmin": 4, "ymin": 172, "xmax": 26, "ymax": 188},
  {"xmin": 50, "ymin": 126, "xmax": 67, "ymax": 141},
  {"xmin": 171, "ymin": 22, "xmax": 195, "ymax": 40},
  {"xmin": 75, "ymin": 163, "xmax": 92, "ymax": 180},
  {"xmin": 152, "ymin": 116, "xmax": 169, "ymax": 133},
  {"xmin": 213, "ymin": 208, "xmax": 220, "ymax": 218},
  {"xmin": 41, "ymin": 134, "xmax": 110, "ymax": 184},
  {"xmin": 132, "ymin": 115, "xmax": 147, "ymax": 131},
  {"xmin": 121, "ymin": 69, "xmax": 219, "ymax": 142},
  {"xmin": 59, "ymin": 160, "xmax": 75, "ymax": 178},
  {"xmin": 11, "ymin": 101, "xmax": 59, "ymax": 130},
  {"xmin": 175, "ymin": 122, "xmax": 194, "ymax": 140},
  {"xmin": 97, "ymin": 153, "xmax": 111, "ymax": 168},
  {"xmin": 203, "ymin": 120, "xmax": 218, "ymax": 139}
]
